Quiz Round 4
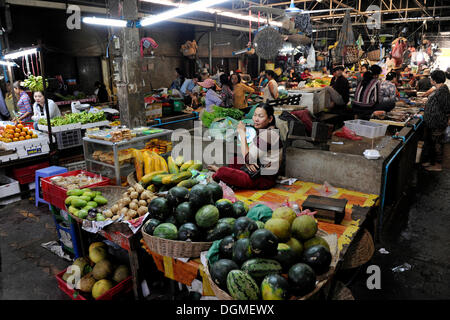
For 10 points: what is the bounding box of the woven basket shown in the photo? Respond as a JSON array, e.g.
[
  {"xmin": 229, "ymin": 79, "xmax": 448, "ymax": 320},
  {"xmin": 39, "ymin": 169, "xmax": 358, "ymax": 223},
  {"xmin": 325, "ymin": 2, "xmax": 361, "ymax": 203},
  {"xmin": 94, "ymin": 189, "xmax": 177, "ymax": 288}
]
[
  {"xmin": 367, "ymin": 50, "xmax": 380, "ymax": 61},
  {"xmin": 204, "ymin": 230, "xmax": 339, "ymax": 300},
  {"xmin": 341, "ymin": 229, "xmax": 374, "ymax": 269},
  {"xmin": 142, "ymin": 228, "xmax": 213, "ymax": 258},
  {"xmin": 127, "ymin": 172, "xmax": 138, "ymax": 187}
]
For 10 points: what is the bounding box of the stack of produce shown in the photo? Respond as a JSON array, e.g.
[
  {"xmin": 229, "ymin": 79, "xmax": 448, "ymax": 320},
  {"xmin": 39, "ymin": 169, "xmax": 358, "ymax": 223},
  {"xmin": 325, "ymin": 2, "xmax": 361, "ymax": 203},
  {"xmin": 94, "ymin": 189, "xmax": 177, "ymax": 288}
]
[
  {"xmin": 304, "ymin": 78, "xmax": 331, "ymax": 88},
  {"xmin": 38, "ymin": 111, "xmax": 106, "ymax": 127},
  {"xmin": 145, "ymin": 139, "xmax": 172, "ymax": 154},
  {"xmin": 208, "ymin": 207, "xmax": 333, "ymax": 300},
  {"xmin": 50, "ymin": 173, "xmax": 104, "ymax": 190},
  {"xmin": 65, "ymin": 188, "xmax": 108, "ymax": 221},
  {"xmin": 0, "ymin": 124, "xmax": 38, "ymax": 143},
  {"xmin": 201, "ymin": 105, "xmax": 244, "ymax": 128},
  {"xmin": 61, "ymin": 242, "xmax": 130, "ymax": 299},
  {"xmin": 103, "ymin": 183, "xmax": 157, "ymax": 222},
  {"xmin": 143, "ymin": 182, "xmax": 251, "ymax": 243},
  {"xmin": 137, "ymin": 156, "xmax": 204, "ymax": 193}
]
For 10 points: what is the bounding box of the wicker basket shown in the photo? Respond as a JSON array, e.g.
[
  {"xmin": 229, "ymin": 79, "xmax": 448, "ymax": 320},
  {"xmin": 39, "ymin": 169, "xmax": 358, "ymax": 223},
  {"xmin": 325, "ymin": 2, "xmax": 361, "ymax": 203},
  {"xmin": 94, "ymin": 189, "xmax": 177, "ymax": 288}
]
[
  {"xmin": 341, "ymin": 229, "xmax": 374, "ymax": 269},
  {"xmin": 127, "ymin": 172, "xmax": 138, "ymax": 187},
  {"xmin": 142, "ymin": 228, "xmax": 213, "ymax": 258},
  {"xmin": 203, "ymin": 230, "xmax": 339, "ymax": 300},
  {"xmin": 367, "ymin": 50, "xmax": 380, "ymax": 61}
]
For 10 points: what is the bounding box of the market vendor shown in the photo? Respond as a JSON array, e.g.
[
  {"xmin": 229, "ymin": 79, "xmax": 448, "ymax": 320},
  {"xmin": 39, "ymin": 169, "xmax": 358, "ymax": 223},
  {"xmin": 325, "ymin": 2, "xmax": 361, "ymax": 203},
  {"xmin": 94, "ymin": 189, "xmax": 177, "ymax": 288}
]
[
  {"xmin": 300, "ymin": 68, "xmax": 314, "ymax": 81},
  {"xmin": 378, "ymin": 71, "xmax": 399, "ymax": 111},
  {"xmin": 231, "ymin": 73, "xmax": 254, "ymax": 111},
  {"xmin": 180, "ymin": 74, "xmax": 201, "ymax": 96},
  {"xmin": 288, "ymin": 68, "xmax": 300, "ymax": 83},
  {"xmin": 198, "ymin": 78, "xmax": 222, "ymax": 112},
  {"xmin": 262, "ymin": 70, "xmax": 279, "ymax": 103},
  {"xmin": 13, "ymin": 81, "xmax": 33, "ymax": 122},
  {"xmin": 219, "ymin": 74, "xmax": 233, "ymax": 108},
  {"xmin": 170, "ymin": 68, "xmax": 185, "ymax": 91},
  {"xmin": 421, "ymin": 70, "xmax": 450, "ymax": 172},
  {"xmin": 208, "ymin": 103, "xmax": 282, "ymax": 190},
  {"xmin": 352, "ymin": 65, "xmax": 382, "ymax": 119},
  {"xmin": 416, "ymin": 69, "xmax": 433, "ymax": 92},
  {"xmin": 31, "ymin": 90, "xmax": 61, "ymax": 122},
  {"xmin": 324, "ymin": 66, "xmax": 350, "ymax": 111},
  {"xmin": 355, "ymin": 64, "xmax": 369, "ymax": 84}
]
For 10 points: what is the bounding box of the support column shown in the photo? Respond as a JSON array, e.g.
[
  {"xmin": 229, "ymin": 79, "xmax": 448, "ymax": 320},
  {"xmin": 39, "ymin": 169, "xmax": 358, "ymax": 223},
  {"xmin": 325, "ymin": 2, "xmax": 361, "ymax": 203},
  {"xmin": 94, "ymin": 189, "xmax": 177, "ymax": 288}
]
[{"xmin": 110, "ymin": 0, "xmax": 150, "ymax": 128}]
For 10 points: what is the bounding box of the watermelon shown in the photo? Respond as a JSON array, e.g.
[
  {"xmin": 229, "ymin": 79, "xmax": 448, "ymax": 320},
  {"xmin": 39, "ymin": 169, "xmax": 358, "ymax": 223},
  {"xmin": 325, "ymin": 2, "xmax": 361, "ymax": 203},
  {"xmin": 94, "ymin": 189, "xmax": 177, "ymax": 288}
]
[
  {"xmin": 164, "ymin": 215, "xmax": 178, "ymax": 226},
  {"xmin": 255, "ymin": 221, "xmax": 265, "ymax": 229},
  {"xmin": 288, "ymin": 263, "xmax": 316, "ymax": 296},
  {"xmin": 175, "ymin": 202, "xmax": 195, "ymax": 225},
  {"xmin": 291, "ymin": 215, "xmax": 318, "ymax": 241},
  {"xmin": 178, "ymin": 223, "xmax": 200, "ymax": 241},
  {"xmin": 189, "ymin": 184, "xmax": 212, "ymax": 208},
  {"xmin": 148, "ymin": 197, "xmax": 171, "ymax": 221},
  {"xmin": 232, "ymin": 201, "xmax": 249, "ymax": 218},
  {"xmin": 218, "ymin": 217, "xmax": 236, "ymax": 228},
  {"xmin": 232, "ymin": 238, "xmax": 254, "ymax": 266},
  {"xmin": 206, "ymin": 183, "xmax": 223, "ymax": 203},
  {"xmin": 241, "ymin": 258, "xmax": 282, "ymax": 283},
  {"xmin": 195, "ymin": 205, "xmax": 219, "ymax": 229},
  {"xmin": 302, "ymin": 245, "xmax": 332, "ymax": 275},
  {"xmin": 286, "ymin": 237, "xmax": 304, "ymax": 258},
  {"xmin": 219, "ymin": 236, "xmax": 235, "ymax": 260},
  {"xmin": 226, "ymin": 270, "xmax": 260, "ymax": 300},
  {"xmin": 249, "ymin": 229, "xmax": 279, "ymax": 258},
  {"xmin": 206, "ymin": 222, "xmax": 233, "ymax": 242},
  {"xmin": 210, "ymin": 259, "xmax": 239, "ymax": 290},
  {"xmin": 143, "ymin": 218, "xmax": 161, "ymax": 235},
  {"xmin": 167, "ymin": 186, "xmax": 189, "ymax": 207},
  {"xmin": 303, "ymin": 236, "xmax": 330, "ymax": 252},
  {"xmin": 273, "ymin": 243, "xmax": 299, "ymax": 273},
  {"xmin": 153, "ymin": 223, "xmax": 178, "ymax": 240},
  {"xmin": 215, "ymin": 199, "xmax": 234, "ymax": 218},
  {"xmin": 261, "ymin": 274, "xmax": 290, "ymax": 300},
  {"xmin": 233, "ymin": 217, "xmax": 258, "ymax": 239},
  {"xmin": 264, "ymin": 218, "xmax": 291, "ymax": 242}
]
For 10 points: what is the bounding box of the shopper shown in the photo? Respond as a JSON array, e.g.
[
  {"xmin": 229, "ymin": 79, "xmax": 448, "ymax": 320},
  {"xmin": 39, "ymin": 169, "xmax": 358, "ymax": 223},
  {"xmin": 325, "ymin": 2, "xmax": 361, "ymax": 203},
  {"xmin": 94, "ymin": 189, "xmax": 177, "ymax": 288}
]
[
  {"xmin": 416, "ymin": 69, "xmax": 433, "ymax": 92},
  {"xmin": 219, "ymin": 74, "xmax": 233, "ymax": 108},
  {"xmin": 378, "ymin": 71, "xmax": 398, "ymax": 111},
  {"xmin": 31, "ymin": 91, "xmax": 61, "ymax": 122},
  {"xmin": 421, "ymin": 70, "xmax": 450, "ymax": 172},
  {"xmin": 180, "ymin": 74, "xmax": 201, "ymax": 95},
  {"xmin": 231, "ymin": 73, "xmax": 254, "ymax": 110},
  {"xmin": 258, "ymin": 71, "xmax": 268, "ymax": 88},
  {"xmin": 300, "ymin": 68, "xmax": 314, "ymax": 81},
  {"xmin": 94, "ymin": 81, "xmax": 109, "ymax": 103},
  {"xmin": 263, "ymin": 70, "xmax": 279, "ymax": 103},
  {"xmin": 325, "ymin": 66, "xmax": 350, "ymax": 111},
  {"xmin": 197, "ymin": 78, "xmax": 222, "ymax": 112},
  {"xmin": 170, "ymin": 68, "xmax": 185, "ymax": 91},
  {"xmin": 13, "ymin": 81, "xmax": 33, "ymax": 122},
  {"xmin": 288, "ymin": 68, "xmax": 300, "ymax": 83},
  {"xmin": 200, "ymin": 68, "xmax": 210, "ymax": 81},
  {"xmin": 208, "ymin": 103, "xmax": 282, "ymax": 190},
  {"xmin": 355, "ymin": 64, "xmax": 369, "ymax": 84}
]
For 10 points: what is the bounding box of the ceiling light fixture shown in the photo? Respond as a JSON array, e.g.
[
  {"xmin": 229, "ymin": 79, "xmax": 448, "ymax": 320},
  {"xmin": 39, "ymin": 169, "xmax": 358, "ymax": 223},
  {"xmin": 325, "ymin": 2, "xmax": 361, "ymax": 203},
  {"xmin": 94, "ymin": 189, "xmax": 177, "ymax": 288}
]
[
  {"xmin": 82, "ymin": 17, "xmax": 129, "ymax": 27},
  {"xmin": 3, "ymin": 48, "xmax": 38, "ymax": 60}
]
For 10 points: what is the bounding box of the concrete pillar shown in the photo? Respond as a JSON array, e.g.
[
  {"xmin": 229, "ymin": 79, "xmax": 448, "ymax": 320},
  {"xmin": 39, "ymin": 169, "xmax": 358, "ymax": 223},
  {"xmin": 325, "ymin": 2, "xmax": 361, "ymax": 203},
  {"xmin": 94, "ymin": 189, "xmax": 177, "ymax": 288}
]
[{"xmin": 110, "ymin": 0, "xmax": 150, "ymax": 128}]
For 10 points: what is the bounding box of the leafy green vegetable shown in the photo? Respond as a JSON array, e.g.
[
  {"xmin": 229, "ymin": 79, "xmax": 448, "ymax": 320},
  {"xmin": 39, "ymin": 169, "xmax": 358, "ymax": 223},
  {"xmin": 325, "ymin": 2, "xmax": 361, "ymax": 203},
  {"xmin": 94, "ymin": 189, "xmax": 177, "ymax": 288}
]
[
  {"xmin": 38, "ymin": 111, "xmax": 106, "ymax": 127},
  {"xmin": 201, "ymin": 106, "xmax": 244, "ymax": 128}
]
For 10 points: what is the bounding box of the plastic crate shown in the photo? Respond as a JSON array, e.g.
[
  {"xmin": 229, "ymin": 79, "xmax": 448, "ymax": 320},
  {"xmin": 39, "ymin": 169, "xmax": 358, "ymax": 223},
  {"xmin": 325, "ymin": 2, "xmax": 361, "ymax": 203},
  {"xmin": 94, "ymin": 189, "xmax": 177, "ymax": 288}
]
[
  {"xmin": 343, "ymin": 119, "xmax": 388, "ymax": 139},
  {"xmin": 0, "ymin": 175, "xmax": 20, "ymax": 198},
  {"xmin": 12, "ymin": 161, "xmax": 50, "ymax": 184},
  {"xmin": 63, "ymin": 161, "xmax": 87, "ymax": 172},
  {"xmin": 55, "ymin": 129, "xmax": 82, "ymax": 150},
  {"xmin": 55, "ymin": 268, "xmax": 132, "ymax": 300},
  {"xmin": 41, "ymin": 170, "xmax": 110, "ymax": 210}
]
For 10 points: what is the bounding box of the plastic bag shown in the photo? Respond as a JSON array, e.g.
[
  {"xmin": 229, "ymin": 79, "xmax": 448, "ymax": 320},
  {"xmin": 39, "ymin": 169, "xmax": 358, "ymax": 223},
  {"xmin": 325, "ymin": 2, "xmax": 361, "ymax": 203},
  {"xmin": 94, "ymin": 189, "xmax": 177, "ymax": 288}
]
[
  {"xmin": 306, "ymin": 45, "xmax": 316, "ymax": 69},
  {"xmin": 314, "ymin": 181, "xmax": 339, "ymax": 197},
  {"xmin": 246, "ymin": 204, "xmax": 273, "ymax": 223},
  {"xmin": 206, "ymin": 240, "xmax": 221, "ymax": 266},
  {"xmin": 334, "ymin": 126, "xmax": 363, "ymax": 140},
  {"xmin": 208, "ymin": 117, "xmax": 239, "ymax": 142},
  {"xmin": 219, "ymin": 181, "xmax": 237, "ymax": 202}
]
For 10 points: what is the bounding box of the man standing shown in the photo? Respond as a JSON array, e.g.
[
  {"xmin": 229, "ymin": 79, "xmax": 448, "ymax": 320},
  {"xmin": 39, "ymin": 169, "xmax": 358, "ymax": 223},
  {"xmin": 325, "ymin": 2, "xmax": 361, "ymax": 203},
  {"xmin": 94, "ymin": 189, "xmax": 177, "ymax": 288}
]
[{"xmin": 325, "ymin": 66, "xmax": 350, "ymax": 111}]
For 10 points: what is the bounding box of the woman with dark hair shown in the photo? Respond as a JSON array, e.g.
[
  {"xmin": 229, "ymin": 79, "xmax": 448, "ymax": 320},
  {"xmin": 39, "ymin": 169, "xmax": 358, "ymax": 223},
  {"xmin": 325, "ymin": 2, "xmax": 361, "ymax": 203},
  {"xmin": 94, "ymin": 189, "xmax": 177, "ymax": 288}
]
[
  {"xmin": 13, "ymin": 81, "xmax": 33, "ymax": 122},
  {"xmin": 31, "ymin": 90, "xmax": 61, "ymax": 122},
  {"xmin": 94, "ymin": 81, "xmax": 109, "ymax": 103},
  {"xmin": 231, "ymin": 73, "xmax": 254, "ymax": 110},
  {"xmin": 170, "ymin": 68, "xmax": 185, "ymax": 91},
  {"xmin": 263, "ymin": 70, "xmax": 279, "ymax": 102},
  {"xmin": 351, "ymin": 69, "xmax": 380, "ymax": 119},
  {"xmin": 378, "ymin": 71, "xmax": 399, "ymax": 111},
  {"xmin": 208, "ymin": 103, "xmax": 282, "ymax": 190},
  {"xmin": 421, "ymin": 70, "xmax": 450, "ymax": 172},
  {"xmin": 219, "ymin": 73, "xmax": 233, "ymax": 108}
]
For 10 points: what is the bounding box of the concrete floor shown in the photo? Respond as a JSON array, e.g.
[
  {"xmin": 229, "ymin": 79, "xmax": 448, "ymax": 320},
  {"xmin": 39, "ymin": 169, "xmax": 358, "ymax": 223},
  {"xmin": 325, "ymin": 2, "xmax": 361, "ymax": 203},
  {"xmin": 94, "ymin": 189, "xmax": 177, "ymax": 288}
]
[{"xmin": 1, "ymin": 145, "xmax": 449, "ymax": 300}]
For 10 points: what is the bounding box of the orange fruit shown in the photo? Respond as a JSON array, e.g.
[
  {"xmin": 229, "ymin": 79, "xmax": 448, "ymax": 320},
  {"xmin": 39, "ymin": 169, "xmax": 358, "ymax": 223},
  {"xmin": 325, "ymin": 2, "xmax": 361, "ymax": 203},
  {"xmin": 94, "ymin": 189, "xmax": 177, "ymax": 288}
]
[
  {"xmin": 13, "ymin": 138, "xmax": 19, "ymax": 142},
  {"xmin": 15, "ymin": 128, "xmax": 21, "ymax": 133},
  {"xmin": 32, "ymin": 134, "xmax": 38, "ymax": 139},
  {"xmin": 20, "ymin": 132, "xmax": 26, "ymax": 137},
  {"xmin": 25, "ymin": 135, "xmax": 31, "ymax": 140},
  {"xmin": 5, "ymin": 138, "xmax": 12, "ymax": 143},
  {"xmin": 22, "ymin": 127, "xmax": 28, "ymax": 132},
  {"xmin": 19, "ymin": 136, "xmax": 25, "ymax": 141},
  {"xmin": 17, "ymin": 124, "xmax": 23, "ymax": 129},
  {"xmin": 14, "ymin": 133, "xmax": 20, "ymax": 138}
]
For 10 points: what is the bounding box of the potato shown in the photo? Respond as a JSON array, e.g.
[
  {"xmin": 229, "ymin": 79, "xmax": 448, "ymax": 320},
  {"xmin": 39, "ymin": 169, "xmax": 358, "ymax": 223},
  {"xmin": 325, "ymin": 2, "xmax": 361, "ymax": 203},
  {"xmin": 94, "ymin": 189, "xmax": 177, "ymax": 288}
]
[
  {"xmin": 140, "ymin": 190, "xmax": 151, "ymax": 200},
  {"xmin": 123, "ymin": 216, "xmax": 129, "ymax": 221},
  {"xmin": 127, "ymin": 187, "xmax": 135, "ymax": 194},
  {"xmin": 128, "ymin": 209, "xmax": 137, "ymax": 218},
  {"xmin": 122, "ymin": 192, "xmax": 129, "ymax": 198},
  {"xmin": 130, "ymin": 191, "xmax": 139, "ymax": 200},
  {"xmin": 138, "ymin": 200, "xmax": 147, "ymax": 207},
  {"xmin": 137, "ymin": 206, "xmax": 148, "ymax": 216},
  {"xmin": 112, "ymin": 215, "xmax": 120, "ymax": 221},
  {"xmin": 120, "ymin": 207, "xmax": 129, "ymax": 216},
  {"xmin": 110, "ymin": 204, "xmax": 119, "ymax": 214},
  {"xmin": 122, "ymin": 197, "xmax": 131, "ymax": 206},
  {"xmin": 103, "ymin": 209, "xmax": 113, "ymax": 218},
  {"xmin": 129, "ymin": 202, "xmax": 139, "ymax": 211},
  {"xmin": 134, "ymin": 184, "xmax": 144, "ymax": 194}
]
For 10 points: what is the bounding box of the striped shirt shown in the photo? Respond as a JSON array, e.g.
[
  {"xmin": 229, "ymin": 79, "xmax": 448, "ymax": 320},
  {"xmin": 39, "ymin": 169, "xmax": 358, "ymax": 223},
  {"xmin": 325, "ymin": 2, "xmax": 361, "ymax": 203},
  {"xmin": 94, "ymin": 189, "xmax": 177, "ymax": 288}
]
[
  {"xmin": 353, "ymin": 79, "xmax": 380, "ymax": 108},
  {"xmin": 17, "ymin": 91, "xmax": 32, "ymax": 122}
]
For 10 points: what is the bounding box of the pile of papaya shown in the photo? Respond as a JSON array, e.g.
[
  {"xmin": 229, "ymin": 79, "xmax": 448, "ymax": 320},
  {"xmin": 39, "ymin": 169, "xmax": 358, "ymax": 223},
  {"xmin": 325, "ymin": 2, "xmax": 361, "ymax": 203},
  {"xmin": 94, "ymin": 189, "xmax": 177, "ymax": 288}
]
[{"xmin": 65, "ymin": 188, "xmax": 108, "ymax": 221}]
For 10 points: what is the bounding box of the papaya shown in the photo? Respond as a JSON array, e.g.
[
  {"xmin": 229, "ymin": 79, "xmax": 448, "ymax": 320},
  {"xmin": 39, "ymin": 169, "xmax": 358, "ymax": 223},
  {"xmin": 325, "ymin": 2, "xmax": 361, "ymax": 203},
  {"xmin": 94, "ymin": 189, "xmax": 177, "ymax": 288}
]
[
  {"xmin": 72, "ymin": 198, "xmax": 87, "ymax": 209},
  {"xmin": 168, "ymin": 171, "xmax": 192, "ymax": 184},
  {"xmin": 67, "ymin": 189, "xmax": 83, "ymax": 197},
  {"xmin": 152, "ymin": 173, "xmax": 172, "ymax": 185},
  {"xmin": 177, "ymin": 179, "xmax": 198, "ymax": 189},
  {"xmin": 141, "ymin": 170, "xmax": 168, "ymax": 185},
  {"xmin": 188, "ymin": 163, "xmax": 203, "ymax": 172},
  {"xmin": 180, "ymin": 160, "xmax": 194, "ymax": 171},
  {"xmin": 94, "ymin": 196, "xmax": 108, "ymax": 205},
  {"xmin": 133, "ymin": 149, "xmax": 145, "ymax": 181},
  {"xmin": 162, "ymin": 174, "xmax": 176, "ymax": 185},
  {"xmin": 167, "ymin": 156, "xmax": 179, "ymax": 174},
  {"xmin": 65, "ymin": 196, "xmax": 76, "ymax": 205},
  {"xmin": 143, "ymin": 151, "xmax": 156, "ymax": 175}
]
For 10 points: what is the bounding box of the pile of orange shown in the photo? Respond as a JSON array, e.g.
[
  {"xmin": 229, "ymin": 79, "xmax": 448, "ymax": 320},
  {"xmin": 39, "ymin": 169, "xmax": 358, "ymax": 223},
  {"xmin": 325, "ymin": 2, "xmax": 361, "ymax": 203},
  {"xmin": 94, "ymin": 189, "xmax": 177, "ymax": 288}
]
[{"xmin": 0, "ymin": 124, "xmax": 38, "ymax": 143}]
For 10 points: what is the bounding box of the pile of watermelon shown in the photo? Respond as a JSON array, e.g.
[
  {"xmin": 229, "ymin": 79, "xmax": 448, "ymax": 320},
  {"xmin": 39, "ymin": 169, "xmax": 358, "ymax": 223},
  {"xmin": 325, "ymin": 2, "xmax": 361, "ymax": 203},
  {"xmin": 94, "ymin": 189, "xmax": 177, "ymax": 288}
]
[
  {"xmin": 208, "ymin": 206, "xmax": 333, "ymax": 300},
  {"xmin": 142, "ymin": 182, "xmax": 251, "ymax": 242}
]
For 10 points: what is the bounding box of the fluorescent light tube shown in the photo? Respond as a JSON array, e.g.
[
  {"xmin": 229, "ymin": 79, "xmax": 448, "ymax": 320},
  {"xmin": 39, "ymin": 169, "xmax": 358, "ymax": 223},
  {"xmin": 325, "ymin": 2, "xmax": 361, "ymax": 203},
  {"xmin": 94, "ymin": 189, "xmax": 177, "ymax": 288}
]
[
  {"xmin": 0, "ymin": 60, "xmax": 17, "ymax": 67},
  {"xmin": 83, "ymin": 16, "xmax": 128, "ymax": 27},
  {"xmin": 3, "ymin": 48, "xmax": 37, "ymax": 60}
]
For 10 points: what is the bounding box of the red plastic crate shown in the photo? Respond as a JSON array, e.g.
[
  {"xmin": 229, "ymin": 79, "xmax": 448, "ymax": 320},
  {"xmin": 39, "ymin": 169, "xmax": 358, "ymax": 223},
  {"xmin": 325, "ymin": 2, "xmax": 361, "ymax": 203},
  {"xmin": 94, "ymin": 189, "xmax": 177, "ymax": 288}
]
[
  {"xmin": 12, "ymin": 161, "xmax": 50, "ymax": 184},
  {"xmin": 55, "ymin": 268, "xmax": 132, "ymax": 300},
  {"xmin": 41, "ymin": 170, "xmax": 110, "ymax": 210}
]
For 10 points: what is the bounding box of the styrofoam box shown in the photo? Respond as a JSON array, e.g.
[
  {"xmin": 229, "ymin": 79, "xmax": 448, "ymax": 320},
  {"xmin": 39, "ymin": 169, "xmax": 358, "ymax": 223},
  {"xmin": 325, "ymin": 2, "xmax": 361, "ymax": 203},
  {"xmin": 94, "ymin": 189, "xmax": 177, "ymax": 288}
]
[
  {"xmin": 0, "ymin": 175, "xmax": 20, "ymax": 198},
  {"xmin": 344, "ymin": 120, "xmax": 388, "ymax": 139},
  {"xmin": 0, "ymin": 195, "xmax": 21, "ymax": 205},
  {"xmin": 38, "ymin": 123, "xmax": 81, "ymax": 133},
  {"xmin": 81, "ymin": 120, "xmax": 110, "ymax": 129},
  {"xmin": 29, "ymin": 182, "xmax": 36, "ymax": 190}
]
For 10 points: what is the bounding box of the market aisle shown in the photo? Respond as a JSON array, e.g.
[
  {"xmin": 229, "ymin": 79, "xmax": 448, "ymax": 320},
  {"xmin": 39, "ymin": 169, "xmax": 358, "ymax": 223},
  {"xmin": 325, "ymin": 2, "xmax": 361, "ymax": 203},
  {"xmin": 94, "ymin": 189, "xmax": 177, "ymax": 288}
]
[
  {"xmin": 0, "ymin": 200, "xmax": 70, "ymax": 300},
  {"xmin": 347, "ymin": 165, "xmax": 450, "ymax": 299}
]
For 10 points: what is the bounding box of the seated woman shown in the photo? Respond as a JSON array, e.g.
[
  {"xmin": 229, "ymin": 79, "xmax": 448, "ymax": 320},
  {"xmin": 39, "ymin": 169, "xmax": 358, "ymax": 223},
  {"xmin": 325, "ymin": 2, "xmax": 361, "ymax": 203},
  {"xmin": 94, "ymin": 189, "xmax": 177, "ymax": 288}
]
[
  {"xmin": 197, "ymin": 78, "xmax": 222, "ymax": 112},
  {"xmin": 378, "ymin": 71, "xmax": 399, "ymax": 112},
  {"xmin": 31, "ymin": 91, "xmax": 61, "ymax": 123},
  {"xmin": 208, "ymin": 104, "xmax": 282, "ymax": 190}
]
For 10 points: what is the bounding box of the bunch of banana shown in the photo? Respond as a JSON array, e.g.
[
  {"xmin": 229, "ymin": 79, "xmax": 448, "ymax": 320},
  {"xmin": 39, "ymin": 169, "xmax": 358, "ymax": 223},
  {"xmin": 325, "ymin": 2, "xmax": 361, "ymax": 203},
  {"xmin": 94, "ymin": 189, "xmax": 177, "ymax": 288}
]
[{"xmin": 23, "ymin": 75, "xmax": 47, "ymax": 92}]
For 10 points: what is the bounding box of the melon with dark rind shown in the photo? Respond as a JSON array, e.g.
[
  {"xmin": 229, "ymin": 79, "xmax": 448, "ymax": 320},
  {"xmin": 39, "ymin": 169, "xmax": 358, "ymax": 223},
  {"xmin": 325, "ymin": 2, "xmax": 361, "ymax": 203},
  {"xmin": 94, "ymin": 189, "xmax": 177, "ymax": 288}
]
[
  {"xmin": 241, "ymin": 258, "xmax": 282, "ymax": 283},
  {"xmin": 206, "ymin": 183, "xmax": 223, "ymax": 203},
  {"xmin": 226, "ymin": 270, "xmax": 260, "ymax": 300},
  {"xmin": 302, "ymin": 245, "xmax": 332, "ymax": 275},
  {"xmin": 232, "ymin": 217, "xmax": 258, "ymax": 240},
  {"xmin": 291, "ymin": 215, "xmax": 318, "ymax": 241},
  {"xmin": 143, "ymin": 218, "xmax": 161, "ymax": 235},
  {"xmin": 232, "ymin": 238, "xmax": 254, "ymax": 266},
  {"xmin": 215, "ymin": 199, "xmax": 234, "ymax": 218},
  {"xmin": 153, "ymin": 223, "xmax": 178, "ymax": 240},
  {"xmin": 175, "ymin": 201, "xmax": 195, "ymax": 225},
  {"xmin": 219, "ymin": 236, "xmax": 235, "ymax": 260},
  {"xmin": 261, "ymin": 274, "xmax": 290, "ymax": 300},
  {"xmin": 264, "ymin": 218, "xmax": 291, "ymax": 242},
  {"xmin": 195, "ymin": 205, "xmax": 220, "ymax": 229},
  {"xmin": 167, "ymin": 186, "xmax": 189, "ymax": 207},
  {"xmin": 148, "ymin": 197, "xmax": 171, "ymax": 221},
  {"xmin": 249, "ymin": 229, "xmax": 279, "ymax": 258},
  {"xmin": 210, "ymin": 259, "xmax": 239, "ymax": 290},
  {"xmin": 189, "ymin": 184, "xmax": 212, "ymax": 209},
  {"xmin": 178, "ymin": 223, "xmax": 200, "ymax": 241},
  {"xmin": 206, "ymin": 222, "xmax": 233, "ymax": 242},
  {"xmin": 232, "ymin": 201, "xmax": 249, "ymax": 218},
  {"xmin": 273, "ymin": 243, "xmax": 299, "ymax": 273},
  {"xmin": 303, "ymin": 236, "xmax": 330, "ymax": 252},
  {"xmin": 288, "ymin": 263, "xmax": 317, "ymax": 297},
  {"xmin": 218, "ymin": 217, "xmax": 236, "ymax": 228}
]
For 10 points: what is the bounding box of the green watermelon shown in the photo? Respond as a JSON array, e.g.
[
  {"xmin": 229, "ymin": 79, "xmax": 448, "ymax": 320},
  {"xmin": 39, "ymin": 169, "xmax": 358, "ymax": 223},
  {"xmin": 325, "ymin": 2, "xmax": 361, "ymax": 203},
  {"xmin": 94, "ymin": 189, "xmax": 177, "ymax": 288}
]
[
  {"xmin": 261, "ymin": 274, "xmax": 289, "ymax": 300},
  {"xmin": 303, "ymin": 236, "xmax": 330, "ymax": 252},
  {"xmin": 232, "ymin": 238, "xmax": 254, "ymax": 266},
  {"xmin": 210, "ymin": 259, "xmax": 239, "ymax": 290},
  {"xmin": 189, "ymin": 184, "xmax": 212, "ymax": 209},
  {"xmin": 178, "ymin": 223, "xmax": 200, "ymax": 241},
  {"xmin": 249, "ymin": 229, "xmax": 279, "ymax": 258},
  {"xmin": 288, "ymin": 263, "xmax": 316, "ymax": 297},
  {"xmin": 302, "ymin": 245, "xmax": 332, "ymax": 275},
  {"xmin": 206, "ymin": 222, "xmax": 233, "ymax": 242},
  {"xmin": 215, "ymin": 199, "xmax": 234, "ymax": 218},
  {"xmin": 232, "ymin": 201, "xmax": 249, "ymax": 218},
  {"xmin": 153, "ymin": 223, "xmax": 178, "ymax": 240},
  {"xmin": 273, "ymin": 243, "xmax": 299, "ymax": 273},
  {"xmin": 143, "ymin": 218, "xmax": 161, "ymax": 235},
  {"xmin": 195, "ymin": 205, "xmax": 219, "ymax": 229},
  {"xmin": 241, "ymin": 258, "xmax": 282, "ymax": 283},
  {"xmin": 167, "ymin": 186, "xmax": 189, "ymax": 207},
  {"xmin": 206, "ymin": 183, "xmax": 223, "ymax": 203},
  {"xmin": 219, "ymin": 236, "xmax": 235, "ymax": 260},
  {"xmin": 164, "ymin": 215, "xmax": 178, "ymax": 226},
  {"xmin": 149, "ymin": 197, "xmax": 171, "ymax": 221},
  {"xmin": 286, "ymin": 237, "xmax": 304, "ymax": 258},
  {"xmin": 291, "ymin": 215, "xmax": 318, "ymax": 241},
  {"xmin": 218, "ymin": 217, "xmax": 236, "ymax": 228},
  {"xmin": 233, "ymin": 217, "xmax": 258, "ymax": 240},
  {"xmin": 175, "ymin": 202, "xmax": 195, "ymax": 225},
  {"xmin": 226, "ymin": 270, "xmax": 260, "ymax": 300}
]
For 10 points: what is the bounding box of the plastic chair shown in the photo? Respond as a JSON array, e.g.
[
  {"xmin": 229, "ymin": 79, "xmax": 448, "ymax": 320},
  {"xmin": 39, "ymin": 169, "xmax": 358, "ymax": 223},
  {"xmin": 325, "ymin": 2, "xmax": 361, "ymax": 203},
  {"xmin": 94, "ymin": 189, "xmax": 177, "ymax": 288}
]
[{"xmin": 35, "ymin": 166, "xmax": 68, "ymax": 208}]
